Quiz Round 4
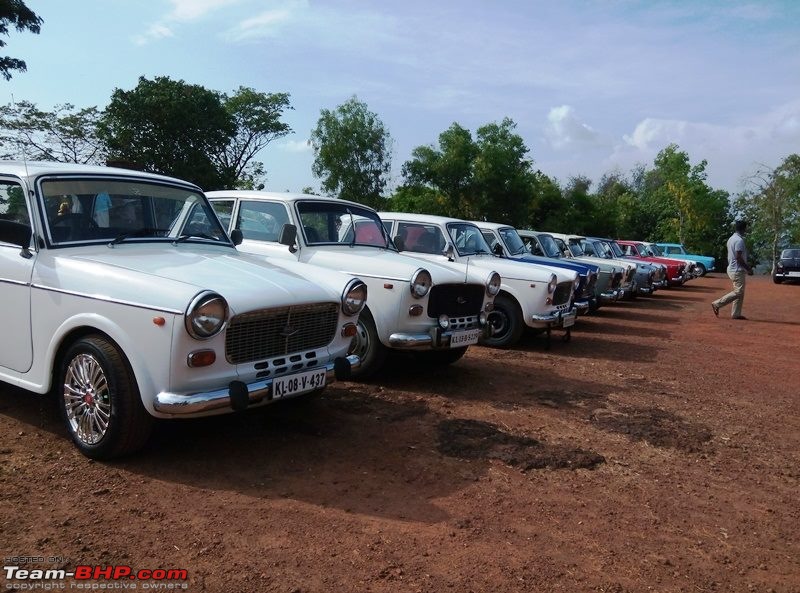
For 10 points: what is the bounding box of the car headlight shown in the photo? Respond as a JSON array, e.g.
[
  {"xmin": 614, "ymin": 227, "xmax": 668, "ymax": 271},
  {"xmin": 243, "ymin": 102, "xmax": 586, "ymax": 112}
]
[
  {"xmin": 185, "ymin": 291, "xmax": 228, "ymax": 340},
  {"xmin": 573, "ymin": 276, "xmax": 581, "ymax": 291},
  {"xmin": 547, "ymin": 274, "xmax": 557, "ymax": 293},
  {"xmin": 342, "ymin": 279, "xmax": 367, "ymax": 316},
  {"xmin": 410, "ymin": 268, "xmax": 432, "ymax": 299},
  {"xmin": 486, "ymin": 271, "xmax": 501, "ymax": 296}
]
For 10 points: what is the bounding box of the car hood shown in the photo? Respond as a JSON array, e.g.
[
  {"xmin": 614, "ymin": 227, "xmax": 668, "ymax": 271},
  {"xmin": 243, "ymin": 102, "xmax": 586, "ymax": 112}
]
[
  {"xmin": 35, "ymin": 243, "xmax": 345, "ymax": 314},
  {"xmin": 304, "ymin": 246, "xmax": 473, "ymax": 285},
  {"xmin": 462, "ymin": 253, "xmax": 577, "ymax": 283},
  {"xmin": 508, "ymin": 253, "xmax": 596, "ymax": 276}
]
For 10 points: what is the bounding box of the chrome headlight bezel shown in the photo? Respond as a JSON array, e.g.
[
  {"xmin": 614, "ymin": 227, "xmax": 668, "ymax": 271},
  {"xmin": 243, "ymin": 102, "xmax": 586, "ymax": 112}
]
[
  {"xmin": 185, "ymin": 291, "xmax": 228, "ymax": 340},
  {"xmin": 342, "ymin": 279, "xmax": 368, "ymax": 316},
  {"xmin": 410, "ymin": 268, "xmax": 432, "ymax": 299},
  {"xmin": 486, "ymin": 271, "xmax": 501, "ymax": 297},
  {"xmin": 547, "ymin": 273, "xmax": 557, "ymax": 294}
]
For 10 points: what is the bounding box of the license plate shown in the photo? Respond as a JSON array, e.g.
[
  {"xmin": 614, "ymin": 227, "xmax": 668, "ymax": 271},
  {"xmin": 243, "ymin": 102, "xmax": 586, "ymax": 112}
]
[
  {"xmin": 787, "ymin": 271, "xmax": 800, "ymax": 277},
  {"xmin": 450, "ymin": 328, "xmax": 481, "ymax": 347},
  {"xmin": 562, "ymin": 312, "xmax": 576, "ymax": 328},
  {"xmin": 273, "ymin": 368, "xmax": 326, "ymax": 399}
]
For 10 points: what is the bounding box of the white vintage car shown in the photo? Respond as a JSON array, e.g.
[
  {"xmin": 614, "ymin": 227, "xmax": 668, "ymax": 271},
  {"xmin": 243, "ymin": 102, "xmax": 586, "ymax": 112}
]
[
  {"xmin": 0, "ymin": 162, "xmax": 366, "ymax": 459},
  {"xmin": 377, "ymin": 213, "xmax": 579, "ymax": 348},
  {"xmin": 205, "ymin": 192, "xmax": 498, "ymax": 377}
]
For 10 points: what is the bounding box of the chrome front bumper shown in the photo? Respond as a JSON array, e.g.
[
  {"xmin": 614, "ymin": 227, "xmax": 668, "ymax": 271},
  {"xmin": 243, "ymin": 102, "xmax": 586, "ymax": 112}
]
[
  {"xmin": 389, "ymin": 322, "xmax": 487, "ymax": 349},
  {"xmin": 599, "ymin": 289, "xmax": 620, "ymax": 303},
  {"xmin": 153, "ymin": 355, "xmax": 360, "ymax": 415},
  {"xmin": 530, "ymin": 308, "xmax": 577, "ymax": 329}
]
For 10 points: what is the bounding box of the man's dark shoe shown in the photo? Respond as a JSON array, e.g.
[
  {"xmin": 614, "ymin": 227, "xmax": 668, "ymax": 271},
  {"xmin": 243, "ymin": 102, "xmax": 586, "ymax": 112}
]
[
  {"xmin": 711, "ymin": 303, "xmax": 719, "ymax": 317},
  {"xmin": 732, "ymin": 315, "xmax": 748, "ymax": 320}
]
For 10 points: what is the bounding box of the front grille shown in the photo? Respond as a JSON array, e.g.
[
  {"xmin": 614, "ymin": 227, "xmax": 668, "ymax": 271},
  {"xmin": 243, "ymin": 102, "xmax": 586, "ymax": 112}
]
[
  {"xmin": 449, "ymin": 315, "xmax": 480, "ymax": 331},
  {"xmin": 611, "ymin": 271, "xmax": 623, "ymax": 288},
  {"xmin": 427, "ymin": 283, "xmax": 484, "ymax": 318},
  {"xmin": 225, "ymin": 302, "xmax": 339, "ymax": 364},
  {"xmin": 553, "ymin": 281, "xmax": 573, "ymax": 306}
]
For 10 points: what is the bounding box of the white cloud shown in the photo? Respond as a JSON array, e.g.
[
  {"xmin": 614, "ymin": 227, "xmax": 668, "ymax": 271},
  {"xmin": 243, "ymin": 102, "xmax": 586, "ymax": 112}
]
[
  {"xmin": 278, "ymin": 139, "xmax": 312, "ymax": 153},
  {"xmin": 224, "ymin": 6, "xmax": 297, "ymax": 42},
  {"xmin": 132, "ymin": 23, "xmax": 174, "ymax": 46},
  {"xmin": 544, "ymin": 106, "xmax": 604, "ymax": 150},
  {"xmin": 167, "ymin": 0, "xmax": 243, "ymax": 22}
]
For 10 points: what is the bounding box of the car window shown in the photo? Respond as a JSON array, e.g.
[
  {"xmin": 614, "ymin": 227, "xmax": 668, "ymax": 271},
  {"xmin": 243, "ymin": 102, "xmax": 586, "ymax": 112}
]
[
  {"xmin": 446, "ymin": 222, "xmax": 492, "ymax": 256},
  {"xmin": 480, "ymin": 231, "xmax": 500, "ymax": 251},
  {"xmin": 237, "ymin": 200, "xmax": 290, "ymax": 242},
  {"xmin": 210, "ymin": 200, "xmax": 235, "ymax": 230},
  {"xmin": 498, "ymin": 227, "xmax": 527, "ymax": 255},
  {"xmin": 0, "ymin": 180, "xmax": 30, "ymax": 227},
  {"xmin": 396, "ymin": 222, "xmax": 446, "ymax": 254},
  {"xmin": 296, "ymin": 201, "xmax": 388, "ymax": 248}
]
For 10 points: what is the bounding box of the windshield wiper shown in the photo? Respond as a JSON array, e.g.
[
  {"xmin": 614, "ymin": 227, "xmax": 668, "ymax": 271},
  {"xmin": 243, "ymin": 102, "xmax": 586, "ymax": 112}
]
[{"xmin": 108, "ymin": 227, "xmax": 168, "ymax": 246}]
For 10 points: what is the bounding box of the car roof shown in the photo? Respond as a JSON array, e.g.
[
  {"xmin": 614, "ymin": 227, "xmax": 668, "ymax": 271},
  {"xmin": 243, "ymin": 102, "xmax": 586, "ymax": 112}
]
[
  {"xmin": 205, "ymin": 190, "xmax": 375, "ymax": 213},
  {"xmin": 377, "ymin": 211, "xmax": 470, "ymax": 225},
  {"xmin": 468, "ymin": 221, "xmax": 514, "ymax": 232},
  {"xmin": 0, "ymin": 160, "xmax": 199, "ymax": 188}
]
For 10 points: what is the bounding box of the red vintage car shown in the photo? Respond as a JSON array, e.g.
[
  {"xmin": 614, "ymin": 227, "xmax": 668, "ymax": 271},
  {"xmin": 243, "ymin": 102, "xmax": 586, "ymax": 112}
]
[{"xmin": 616, "ymin": 240, "xmax": 688, "ymax": 286}]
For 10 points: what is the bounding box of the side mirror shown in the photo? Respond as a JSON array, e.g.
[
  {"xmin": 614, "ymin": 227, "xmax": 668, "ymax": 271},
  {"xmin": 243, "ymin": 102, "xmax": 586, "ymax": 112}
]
[
  {"xmin": 230, "ymin": 228, "xmax": 243, "ymax": 246},
  {"xmin": 279, "ymin": 223, "xmax": 298, "ymax": 253},
  {"xmin": 393, "ymin": 235, "xmax": 405, "ymax": 252},
  {"xmin": 444, "ymin": 243, "xmax": 456, "ymax": 261},
  {"xmin": 492, "ymin": 242, "xmax": 504, "ymax": 256},
  {"xmin": 0, "ymin": 220, "xmax": 32, "ymax": 256}
]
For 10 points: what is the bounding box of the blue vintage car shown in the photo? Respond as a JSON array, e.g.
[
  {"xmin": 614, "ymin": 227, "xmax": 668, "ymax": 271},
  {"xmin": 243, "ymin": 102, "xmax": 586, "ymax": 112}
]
[
  {"xmin": 472, "ymin": 221, "xmax": 600, "ymax": 314},
  {"xmin": 654, "ymin": 242, "xmax": 716, "ymax": 276}
]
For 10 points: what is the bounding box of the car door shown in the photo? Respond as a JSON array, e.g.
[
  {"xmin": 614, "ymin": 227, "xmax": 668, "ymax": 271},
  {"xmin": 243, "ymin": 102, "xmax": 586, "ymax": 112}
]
[
  {"xmin": 211, "ymin": 198, "xmax": 298, "ymax": 262},
  {"xmin": 0, "ymin": 178, "xmax": 35, "ymax": 372}
]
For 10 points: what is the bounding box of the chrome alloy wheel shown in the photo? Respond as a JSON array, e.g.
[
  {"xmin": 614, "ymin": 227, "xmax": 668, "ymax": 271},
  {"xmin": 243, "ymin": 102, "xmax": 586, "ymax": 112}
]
[
  {"xmin": 348, "ymin": 317, "xmax": 372, "ymax": 359},
  {"xmin": 63, "ymin": 353, "xmax": 111, "ymax": 446}
]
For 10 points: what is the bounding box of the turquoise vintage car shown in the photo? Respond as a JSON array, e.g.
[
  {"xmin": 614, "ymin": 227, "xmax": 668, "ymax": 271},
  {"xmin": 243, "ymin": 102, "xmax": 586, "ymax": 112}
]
[{"xmin": 654, "ymin": 243, "xmax": 716, "ymax": 276}]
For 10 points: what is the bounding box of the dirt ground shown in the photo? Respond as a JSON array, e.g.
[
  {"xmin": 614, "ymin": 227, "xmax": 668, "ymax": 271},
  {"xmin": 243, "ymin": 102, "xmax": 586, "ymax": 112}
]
[{"xmin": 2, "ymin": 274, "xmax": 799, "ymax": 593}]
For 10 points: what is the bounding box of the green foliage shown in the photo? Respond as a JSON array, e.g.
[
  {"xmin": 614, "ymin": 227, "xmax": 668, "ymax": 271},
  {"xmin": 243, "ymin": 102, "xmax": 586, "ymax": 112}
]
[
  {"xmin": 0, "ymin": 99, "xmax": 105, "ymax": 163},
  {"xmin": 216, "ymin": 87, "xmax": 293, "ymax": 190},
  {"xmin": 0, "ymin": 0, "xmax": 42, "ymax": 80},
  {"xmin": 310, "ymin": 96, "xmax": 392, "ymax": 208},
  {"xmin": 734, "ymin": 154, "xmax": 800, "ymax": 269},
  {"xmin": 398, "ymin": 118, "xmax": 536, "ymax": 222},
  {"xmin": 99, "ymin": 76, "xmax": 234, "ymax": 189}
]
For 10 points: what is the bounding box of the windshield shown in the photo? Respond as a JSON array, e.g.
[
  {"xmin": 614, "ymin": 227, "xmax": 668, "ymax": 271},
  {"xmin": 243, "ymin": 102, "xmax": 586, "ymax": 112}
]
[
  {"xmin": 446, "ymin": 222, "xmax": 493, "ymax": 256},
  {"xmin": 39, "ymin": 178, "xmax": 228, "ymax": 246},
  {"xmin": 578, "ymin": 239, "xmax": 601, "ymax": 257},
  {"xmin": 648, "ymin": 243, "xmax": 665, "ymax": 256},
  {"xmin": 608, "ymin": 241, "xmax": 625, "ymax": 257},
  {"xmin": 296, "ymin": 201, "xmax": 390, "ymax": 248},
  {"xmin": 782, "ymin": 249, "xmax": 800, "ymax": 258},
  {"xmin": 567, "ymin": 239, "xmax": 585, "ymax": 257},
  {"xmin": 499, "ymin": 227, "xmax": 528, "ymax": 255},
  {"xmin": 537, "ymin": 234, "xmax": 562, "ymax": 258}
]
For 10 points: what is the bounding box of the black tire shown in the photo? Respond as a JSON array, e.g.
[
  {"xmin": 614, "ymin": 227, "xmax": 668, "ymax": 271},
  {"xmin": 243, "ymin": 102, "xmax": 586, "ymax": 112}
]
[
  {"xmin": 696, "ymin": 263, "xmax": 707, "ymax": 276},
  {"xmin": 415, "ymin": 346, "xmax": 469, "ymax": 366},
  {"xmin": 347, "ymin": 308, "xmax": 387, "ymax": 379},
  {"xmin": 481, "ymin": 294, "xmax": 524, "ymax": 348},
  {"xmin": 773, "ymin": 275, "xmax": 783, "ymax": 284},
  {"xmin": 57, "ymin": 335, "xmax": 154, "ymax": 459}
]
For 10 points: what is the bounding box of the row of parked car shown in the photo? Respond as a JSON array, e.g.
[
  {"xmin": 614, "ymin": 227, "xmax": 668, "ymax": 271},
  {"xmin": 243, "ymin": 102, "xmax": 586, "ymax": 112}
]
[{"xmin": 0, "ymin": 162, "xmax": 715, "ymax": 459}]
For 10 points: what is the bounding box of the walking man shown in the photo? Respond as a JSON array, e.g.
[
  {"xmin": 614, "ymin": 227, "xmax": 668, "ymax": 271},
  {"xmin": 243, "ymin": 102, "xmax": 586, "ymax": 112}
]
[{"xmin": 712, "ymin": 220, "xmax": 753, "ymax": 320}]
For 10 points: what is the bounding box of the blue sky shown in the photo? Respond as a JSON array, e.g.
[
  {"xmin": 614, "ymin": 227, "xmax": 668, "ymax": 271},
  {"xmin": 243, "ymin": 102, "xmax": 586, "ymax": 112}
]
[{"xmin": 6, "ymin": 0, "xmax": 800, "ymax": 194}]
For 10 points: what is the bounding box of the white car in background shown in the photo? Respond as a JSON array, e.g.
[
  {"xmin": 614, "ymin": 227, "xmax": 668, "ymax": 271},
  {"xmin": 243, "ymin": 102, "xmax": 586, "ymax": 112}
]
[
  {"xmin": 378, "ymin": 212, "xmax": 579, "ymax": 348},
  {"xmin": 0, "ymin": 162, "xmax": 365, "ymax": 459},
  {"xmin": 206, "ymin": 192, "xmax": 498, "ymax": 377}
]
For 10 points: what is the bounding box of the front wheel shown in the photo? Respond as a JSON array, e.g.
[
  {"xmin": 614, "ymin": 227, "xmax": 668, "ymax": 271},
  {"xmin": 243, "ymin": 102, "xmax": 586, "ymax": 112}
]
[
  {"xmin": 347, "ymin": 308, "xmax": 387, "ymax": 379},
  {"xmin": 57, "ymin": 335, "xmax": 153, "ymax": 459},
  {"xmin": 773, "ymin": 275, "xmax": 784, "ymax": 284},
  {"xmin": 481, "ymin": 295, "xmax": 524, "ymax": 348},
  {"xmin": 696, "ymin": 263, "xmax": 707, "ymax": 276}
]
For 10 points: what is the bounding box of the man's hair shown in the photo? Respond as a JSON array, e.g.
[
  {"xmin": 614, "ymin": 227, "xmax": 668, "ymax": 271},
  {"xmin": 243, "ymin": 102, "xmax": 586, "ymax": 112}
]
[{"xmin": 735, "ymin": 219, "xmax": 748, "ymax": 234}]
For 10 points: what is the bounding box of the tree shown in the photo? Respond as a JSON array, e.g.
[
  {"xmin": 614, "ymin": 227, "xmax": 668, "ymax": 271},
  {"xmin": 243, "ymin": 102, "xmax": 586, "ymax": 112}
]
[
  {"xmin": 400, "ymin": 118, "xmax": 537, "ymax": 223},
  {"xmin": 215, "ymin": 87, "xmax": 293, "ymax": 189},
  {"xmin": 735, "ymin": 154, "xmax": 800, "ymax": 271},
  {"xmin": 99, "ymin": 76, "xmax": 234, "ymax": 189},
  {"xmin": 0, "ymin": 1, "xmax": 42, "ymax": 80},
  {"xmin": 310, "ymin": 96, "xmax": 392, "ymax": 208},
  {"xmin": 0, "ymin": 100, "xmax": 106, "ymax": 164}
]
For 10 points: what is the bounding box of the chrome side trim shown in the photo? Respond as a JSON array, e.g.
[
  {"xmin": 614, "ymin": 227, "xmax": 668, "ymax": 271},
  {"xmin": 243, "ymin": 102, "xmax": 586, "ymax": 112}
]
[
  {"xmin": 341, "ymin": 271, "xmax": 408, "ymax": 282},
  {"xmin": 31, "ymin": 284, "xmax": 183, "ymax": 315},
  {"xmin": 0, "ymin": 277, "xmax": 29, "ymax": 287}
]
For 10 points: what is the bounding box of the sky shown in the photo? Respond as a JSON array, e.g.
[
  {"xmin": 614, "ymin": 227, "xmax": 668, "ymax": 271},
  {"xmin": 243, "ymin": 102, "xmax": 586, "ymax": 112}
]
[{"xmin": 5, "ymin": 0, "xmax": 800, "ymax": 195}]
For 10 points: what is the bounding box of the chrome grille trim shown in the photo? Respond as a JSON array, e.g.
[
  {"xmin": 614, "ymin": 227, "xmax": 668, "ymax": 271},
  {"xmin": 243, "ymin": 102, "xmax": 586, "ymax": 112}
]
[
  {"xmin": 448, "ymin": 315, "xmax": 480, "ymax": 331},
  {"xmin": 553, "ymin": 281, "xmax": 573, "ymax": 306},
  {"xmin": 225, "ymin": 302, "xmax": 338, "ymax": 364}
]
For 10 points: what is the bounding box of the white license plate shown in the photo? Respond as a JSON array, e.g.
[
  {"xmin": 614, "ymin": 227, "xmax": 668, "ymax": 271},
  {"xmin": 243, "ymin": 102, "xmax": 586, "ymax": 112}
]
[
  {"xmin": 450, "ymin": 328, "xmax": 481, "ymax": 347},
  {"xmin": 273, "ymin": 368, "xmax": 326, "ymax": 399},
  {"xmin": 787, "ymin": 271, "xmax": 800, "ymax": 277},
  {"xmin": 562, "ymin": 312, "xmax": 576, "ymax": 328}
]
